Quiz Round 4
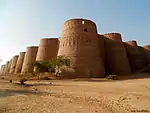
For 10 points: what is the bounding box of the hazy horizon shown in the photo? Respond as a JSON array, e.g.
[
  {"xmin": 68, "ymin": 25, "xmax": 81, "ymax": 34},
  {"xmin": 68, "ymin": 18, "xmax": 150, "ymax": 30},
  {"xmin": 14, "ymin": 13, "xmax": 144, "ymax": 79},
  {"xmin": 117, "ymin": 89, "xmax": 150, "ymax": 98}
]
[{"xmin": 0, "ymin": 0, "xmax": 150, "ymax": 66}]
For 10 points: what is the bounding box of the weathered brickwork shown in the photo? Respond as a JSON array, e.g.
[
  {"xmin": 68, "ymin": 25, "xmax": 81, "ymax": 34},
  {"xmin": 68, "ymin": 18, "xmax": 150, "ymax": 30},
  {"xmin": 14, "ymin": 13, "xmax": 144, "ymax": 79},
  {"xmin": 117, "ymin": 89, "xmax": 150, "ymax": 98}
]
[
  {"xmin": 21, "ymin": 46, "xmax": 38, "ymax": 74},
  {"xmin": 36, "ymin": 38, "xmax": 58, "ymax": 61},
  {"xmin": 9, "ymin": 56, "xmax": 19, "ymax": 74},
  {"xmin": 0, "ymin": 18, "xmax": 149, "ymax": 77},
  {"xmin": 143, "ymin": 45, "xmax": 150, "ymax": 64},
  {"xmin": 58, "ymin": 19, "xmax": 105, "ymax": 78},
  {"xmin": 125, "ymin": 40, "xmax": 146, "ymax": 72},
  {"xmin": 15, "ymin": 52, "xmax": 26, "ymax": 74},
  {"xmin": 103, "ymin": 33, "xmax": 131, "ymax": 75}
]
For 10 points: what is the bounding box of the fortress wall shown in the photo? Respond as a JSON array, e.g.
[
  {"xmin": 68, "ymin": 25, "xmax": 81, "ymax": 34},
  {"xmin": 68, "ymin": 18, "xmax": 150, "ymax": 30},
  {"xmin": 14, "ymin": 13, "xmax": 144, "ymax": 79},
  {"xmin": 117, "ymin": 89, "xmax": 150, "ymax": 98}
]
[
  {"xmin": 5, "ymin": 60, "xmax": 11, "ymax": 74},
  {"xmin": 7, "ymin": 59, "xmax": 12, "ymax": 74},
  {"xmin": 9, "ymin": 55, "xmax": 19, "ymax": 74},
  {"xmin": 8, "ymin": 59, "xmax": 12, "ymax": 73},
  {"xmin": 138, "ymin": 46, "xmax": 147, "ymax": 67},
  {"xmin": 143, "ymin": 45, "xmax": 150, "ymax": 64},
  {"xmin": 1, "ymin": 65, "xmax": 5, "ymax": 75},
  {"xmin": 104, "ymin": 33, "xmax": 131, "ymax": 75},
  {"xmin": 21, "ymin": 46, "xmax": 38, "ymax": 74},
  {"xmin": 0, "ymin": 65, "xmax": 4, "ymax": 75},
  {"xmin": 125, "ymin": 40, "xmax": 146, "ymax": 72},
  {"xmin": 1, "ymin": 64, "xmax": 5, "ymax": 75},
  {"xmin": 36, "ymin": 38, "xmax": 58, "ymax": 61},
  {"xmin": 125, "ymin": 40, "xmax": 137, "ymax": 46},
  {"xmin": 97, "ymin": 34, "xmax": 105, "ymax": 64},
  {"xmin": 3, "ymin": 62, "xmax": 9, "ymax": 75},
  {"xmin": 58, "ymin": 18, "xmax": 105, "ymax": 78},
  {"xmin": 0, "ymin": 65, "xmax": 2, "ymax": 75},
  {"xmin": 15, "ymin": 52, "xmax": 26, "ymax": 74}
]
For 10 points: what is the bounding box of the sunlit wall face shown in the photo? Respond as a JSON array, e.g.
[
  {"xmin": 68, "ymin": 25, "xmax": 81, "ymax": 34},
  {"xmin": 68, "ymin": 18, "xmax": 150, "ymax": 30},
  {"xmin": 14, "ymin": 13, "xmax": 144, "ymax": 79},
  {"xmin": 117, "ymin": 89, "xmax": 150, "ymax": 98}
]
[{"xmin": 0, "ymin": 0, "xmax": 150, "ymax": 66}]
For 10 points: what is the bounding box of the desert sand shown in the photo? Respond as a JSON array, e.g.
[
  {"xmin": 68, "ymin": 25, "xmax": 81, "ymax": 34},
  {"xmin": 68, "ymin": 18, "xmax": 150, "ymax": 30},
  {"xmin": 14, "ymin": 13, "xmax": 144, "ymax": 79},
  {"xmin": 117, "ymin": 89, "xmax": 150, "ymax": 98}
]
[{"xmin": 0, "ymin": 76, "xmax": 150, "ymax": 113}]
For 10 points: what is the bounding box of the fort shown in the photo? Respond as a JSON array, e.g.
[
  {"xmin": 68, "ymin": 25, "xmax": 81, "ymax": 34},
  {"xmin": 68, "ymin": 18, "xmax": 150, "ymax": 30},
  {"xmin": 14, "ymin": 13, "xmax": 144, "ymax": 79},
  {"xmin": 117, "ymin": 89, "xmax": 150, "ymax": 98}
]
[{"xmin": 0, "ymin": 18, "xmax": 150, "ymax": 77}]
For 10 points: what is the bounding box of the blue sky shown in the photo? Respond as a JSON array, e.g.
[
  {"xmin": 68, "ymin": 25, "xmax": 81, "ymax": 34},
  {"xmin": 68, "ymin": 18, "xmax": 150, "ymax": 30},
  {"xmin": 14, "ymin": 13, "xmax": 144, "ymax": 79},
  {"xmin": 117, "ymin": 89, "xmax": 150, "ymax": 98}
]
[{"xmin": 0, "ymin": 0, "xmax": 150, "ymax": 65}]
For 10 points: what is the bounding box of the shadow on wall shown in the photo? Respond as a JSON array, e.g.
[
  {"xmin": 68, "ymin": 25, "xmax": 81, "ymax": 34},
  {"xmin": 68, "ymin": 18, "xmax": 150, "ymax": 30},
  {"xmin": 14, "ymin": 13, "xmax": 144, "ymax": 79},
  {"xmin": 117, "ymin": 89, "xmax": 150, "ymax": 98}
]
[{"xmin": 124, "ymin": 42, "xmax": 148, "ymax": 72}]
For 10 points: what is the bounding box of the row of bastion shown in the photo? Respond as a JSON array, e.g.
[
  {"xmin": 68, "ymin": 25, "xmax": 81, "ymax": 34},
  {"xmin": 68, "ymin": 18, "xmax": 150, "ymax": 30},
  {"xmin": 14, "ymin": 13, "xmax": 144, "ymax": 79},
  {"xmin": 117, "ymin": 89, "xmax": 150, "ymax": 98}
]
[{"xmin": 0, "ymin": 18, "xmax": 150, "ymax": 78}]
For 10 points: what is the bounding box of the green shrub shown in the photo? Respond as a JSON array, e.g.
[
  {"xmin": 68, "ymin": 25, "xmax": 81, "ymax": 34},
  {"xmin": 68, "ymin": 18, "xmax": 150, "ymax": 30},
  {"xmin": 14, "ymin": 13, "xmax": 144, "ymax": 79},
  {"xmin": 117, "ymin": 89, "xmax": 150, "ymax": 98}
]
[
  {"xmin": 20, "ymin": 77, "xmax": 28, "ymax": 85},
  {"xmin": 106, "ymin": 75, "xmax": 118, "ymax": 80}
]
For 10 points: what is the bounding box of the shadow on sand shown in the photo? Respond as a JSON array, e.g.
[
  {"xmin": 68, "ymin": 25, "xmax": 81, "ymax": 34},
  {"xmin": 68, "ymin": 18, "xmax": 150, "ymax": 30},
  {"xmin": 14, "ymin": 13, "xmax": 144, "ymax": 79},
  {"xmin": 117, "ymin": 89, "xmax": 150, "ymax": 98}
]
[
  {"xmin": 72, "ymin": 73, "xmax": 150, "ymax": 82},
  {"xmin": 0, "ymin": 88, "xmax": 50, "ymax": 97},
  {"xmin": 13, "ymin": 82, "xmax": 60, "ymax": 87}
]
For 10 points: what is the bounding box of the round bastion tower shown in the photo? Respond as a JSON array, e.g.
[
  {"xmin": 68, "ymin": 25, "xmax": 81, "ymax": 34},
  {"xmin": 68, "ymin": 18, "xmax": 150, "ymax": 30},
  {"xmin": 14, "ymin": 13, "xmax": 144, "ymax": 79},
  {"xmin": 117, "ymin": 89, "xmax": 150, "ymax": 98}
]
[
  {"xmin": 143, "ymin": 45, "xmax": 150, "ymax": 65},
  {"xmin": 21, "ymin": 46, "xmax": 38, "ymax": 74},
  {"xmin": 57, "ymin": 18, "xmax": 105, "ymax": 78},
  {"xmin": 104, "ymin": 33, "xmax": 131, "ymax": 75},
  {"xmin": 125, "ymin": 40, "xmax": 146, "ymax": 72},
  {"xmin": 15, "ymin": 52, "xmax": 26, "ymax": 74},
  {"xmin": 36, "ymin": 38, "xmax": 58, "ymax": 62},
  {"xmin": 9, "ymin": 55, "xmax": 19, "ymax": 74}
]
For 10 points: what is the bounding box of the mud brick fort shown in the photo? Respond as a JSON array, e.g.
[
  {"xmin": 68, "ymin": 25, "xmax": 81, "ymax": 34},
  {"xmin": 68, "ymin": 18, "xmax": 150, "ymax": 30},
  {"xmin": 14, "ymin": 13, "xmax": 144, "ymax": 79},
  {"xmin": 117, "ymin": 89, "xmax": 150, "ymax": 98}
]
[{"xmin": 0, "ymin": 18, "xmax": 150, "ymax": 78}]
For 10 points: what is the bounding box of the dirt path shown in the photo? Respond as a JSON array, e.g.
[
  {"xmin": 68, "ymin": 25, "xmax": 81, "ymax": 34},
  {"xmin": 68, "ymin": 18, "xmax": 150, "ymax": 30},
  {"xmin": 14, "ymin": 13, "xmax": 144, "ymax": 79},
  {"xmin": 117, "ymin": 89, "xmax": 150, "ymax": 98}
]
[{"xmin": 0, "ymin": 78, "xmax": 150, "ymax": 113}]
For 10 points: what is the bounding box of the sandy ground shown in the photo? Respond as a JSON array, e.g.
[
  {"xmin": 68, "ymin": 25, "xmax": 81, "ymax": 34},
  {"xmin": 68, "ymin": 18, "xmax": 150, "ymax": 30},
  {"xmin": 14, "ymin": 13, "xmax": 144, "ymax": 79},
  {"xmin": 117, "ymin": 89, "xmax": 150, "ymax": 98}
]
[{"xmin": 0, "ymin": 77, "xmax": 150, "ymax": 113}]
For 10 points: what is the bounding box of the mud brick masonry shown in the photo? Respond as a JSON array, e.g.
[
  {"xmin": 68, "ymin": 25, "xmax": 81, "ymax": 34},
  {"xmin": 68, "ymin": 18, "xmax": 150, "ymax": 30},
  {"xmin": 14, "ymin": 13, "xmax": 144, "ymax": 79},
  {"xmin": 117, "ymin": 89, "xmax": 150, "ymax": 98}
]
[{"xmin": 0, "ymin": 18, "xmax": 150, "ymax": 78}]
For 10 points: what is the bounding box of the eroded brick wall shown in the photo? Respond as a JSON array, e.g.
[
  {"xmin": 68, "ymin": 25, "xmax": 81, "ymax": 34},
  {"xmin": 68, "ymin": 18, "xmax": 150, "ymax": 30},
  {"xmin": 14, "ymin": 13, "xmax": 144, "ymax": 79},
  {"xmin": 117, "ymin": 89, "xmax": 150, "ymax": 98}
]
[
  {"xmin": 58, "ymin": 19, "xmax": 105, "ymax": 78},
  {"xmin": 104, "ymin": 33, "xmax": 131, "ymax": 75},
  {"xmin": 36, "ymin": 38, "xmax": 58, "ymax": 61},
  {"xmin": 21, "ymin": 46, "xmax": 38, "ymax": 74}
]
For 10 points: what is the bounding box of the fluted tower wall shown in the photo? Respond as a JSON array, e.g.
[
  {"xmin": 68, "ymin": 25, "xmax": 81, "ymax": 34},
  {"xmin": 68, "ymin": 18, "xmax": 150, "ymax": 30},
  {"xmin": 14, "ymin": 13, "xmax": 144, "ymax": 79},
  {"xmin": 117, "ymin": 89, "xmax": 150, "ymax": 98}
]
[
  {"xmin": 58, "ymin": 19, "xmax": 105, "ymax": 78},
  {"xmin": 104, "ymin": 33, "xmax": 131, "ymax": 75},
  {"xmin": 138, "ymin": 46, "xmax": 147, "ymax": 67},
  {"xmin": 15, "ymin": 52, "xmax": 26, "ymax": 74},
  {"xmin": 7, "ymin": 59, "xmax": 12, "ymax": 74},
  {"xmin": 21, "ymin": 46, "xmax": 38, "ymax": 74},
  {"xmin": 0, "ymin": 65, "xmax": 3, "ymax": 75},
  {"xmin": 1, "ymin": 65, "xmax": 5, "ymax": 75},
  {"xmin": 4, "ymin": 61, "xmax": 11, "ymax": 74},
  {"xmin": 3, "ymin": 62, "xmax": 9, "ymax": 75},
  {"xmin": 2, "ymin": 63, "xmax": 7, "ymax": 75},
  {"xmin": 143, "ymin": 45, "xmax": 150, "ymax": 64},
  {"xmin": 36, "ymin": 38, "xmax": 58, "ymax": 61},
  {"xmin": 125, "ymin": 40, "xmax": 146, "ymax": 72},
  {"xmin": 9, "ymin": 56, "xmax": 18, "ymax": 74},
  {"xmin": 0, "ymin": 65, "xmax": 4, "ymax": 75}
]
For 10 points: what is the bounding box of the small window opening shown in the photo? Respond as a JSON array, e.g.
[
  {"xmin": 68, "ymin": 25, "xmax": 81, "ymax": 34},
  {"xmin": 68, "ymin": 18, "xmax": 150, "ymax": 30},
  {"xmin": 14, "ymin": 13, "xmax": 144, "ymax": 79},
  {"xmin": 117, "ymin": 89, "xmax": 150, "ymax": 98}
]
[
  {"xmin": 82, "ymin": 21, "xmax": 85, "ymax": 24},
  {"xmin": 84, "ymin": 28, "xmax": 87, "ymax": 32}
]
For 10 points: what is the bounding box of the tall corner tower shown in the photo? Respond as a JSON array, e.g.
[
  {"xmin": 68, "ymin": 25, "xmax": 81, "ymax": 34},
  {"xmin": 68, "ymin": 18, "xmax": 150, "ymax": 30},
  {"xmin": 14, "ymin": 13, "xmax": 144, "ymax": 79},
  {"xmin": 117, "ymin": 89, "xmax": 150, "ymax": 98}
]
[{"xmin": 57, "ymin": 18, "xmax": 105, "ymax": 78}]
